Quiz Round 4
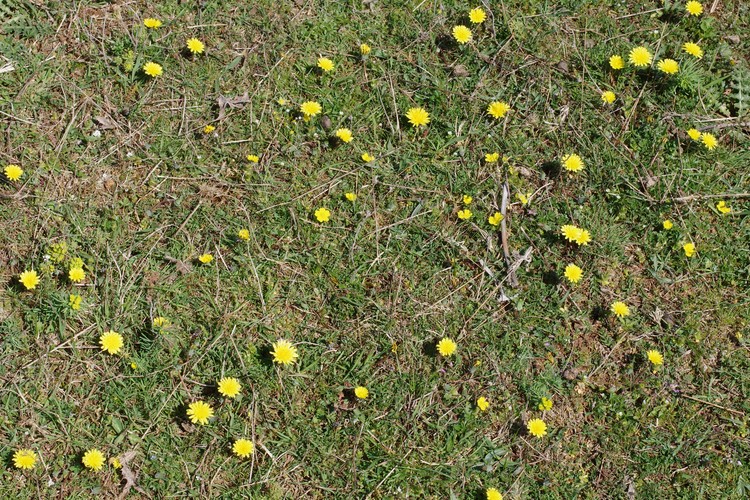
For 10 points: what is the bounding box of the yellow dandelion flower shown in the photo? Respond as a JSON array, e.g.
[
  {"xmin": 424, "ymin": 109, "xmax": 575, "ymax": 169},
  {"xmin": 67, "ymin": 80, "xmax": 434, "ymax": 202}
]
[
  {"xmin": 317, "ymin": 57, "xmax": 334, "ymax": 72},
  {"xmin": 601, "ymin": 91, "xmax": 616, "ymax": 104},
  {"xmin": 477, "ymin": 396, "xmax": 490, "ymax": 411},
  {"xmin": 574, "ymin": 229, "xmax": 591, "ymax": 246},
  {"xmin": 488, "ymin": 212, "xmax": 503, "ymax": 226},
  {"xmin": 469, "ymin": 7, "xmax": 486, "ymax": 24},
  {"xmin": 354, "ymin": 386, "xmax": 369, "ymax": 399},
  {"xmin": 662, "ymin": 220, "xmax": 673, "ymax": 230},
  {"xmin": 69, "ymin": 267, "xmax": 85, "ymax": 283},
  {"xmin": 687, "ymin": 128, "xmax": 702, "ymax": 140},
  {"xmin": 452, "ymin": 25, "xmax": 472, "ymax": 44},
  {"xmin": 314, "ymin": 207, "xmax": 331, "ymax": 222},
  {"xmin": 233, "ymin": 439, "xmax": 254, "ymax": 458},
  {"xmin": 335, "ymin": 128, "xmax": 353, "ymax": 143},
  {"xmin": 246, "ymin": 154, "xmax": 260, "ymax": 163},
  {"xmin": 457, "ymin": 209, "xmax": 472, "ymax": 220},
  {"xmin": 538, "ymin": 397, "xmax": 553, "ymax": 411},
  {"xmin": 701, "ymin": 132, "xmax": 717, "ymax": 150},
  {"xmin": 609, "ymin": 55, "xmax": 625, "ymax": 70},
  {"xmin": 82, "ymin": 449, "xmax": 106, "ymax": 471},
  {"xmin": 218, "ymin": 377, "xmax": 242, "ymax": 398},
  {"xmin": 562, "ymin": 153, "xmax": 584, "ymax": 172},
  {"xmin": 516, "ymin": 192, "xmax": 530, "ymax": 205},
  {"xmin": 238, "ymin": 228, "xmax": 250, "ymax": 240},
  {"xmin": 100, "ymin": 330, "xmax": 124, "ymax": 355},
  {"xmin": 361, "ymin": 152, "xmax": 374, "ymax": 162},
  {"xmin": 360, "ymin": 43, "xmax": 371, "ymax": 55},
  {"xmin": 716, "ymin": 201, "xmax": 731, "ymax": 214},
  {"xmin": 110, "ymin": 457, "xmax": 122, "ymax": 469},
  {"xmin": 19, "ymin": 270, "xmax": 40, "ymax": 290},
  {"xmin": 647, "ymin": 349, "xmax": 664, "ymax": 366},
  {"xmin": 682, "ymin": 42, "xmax": 703, "ymax": 58},
  {"xmin": 143, "ymin": 61, "xmax": 162, "ymax": 77},
  {"xmin": 629, "ymin": 46, "xmax": 653, "ymax": 67},
  {"xmin": 437, "ymin": 337, "xmax": 457, "ymax": 357},
  {"xmin": 152, "ymin": 316, "xmax": 170, "ymax": 329},
  {"xmin": 686, "ymin": 1, "xmax": 703, "ymax": 16},
  {"xmin": 203, "ymin": 125, "xmax": 215, "ymax": 134},
  {"xmin": 561, "ymin": 225, "xmax": 582, "ymax": 243},
  {"xmin": 300, "ymin": 101, "xmax": 322, "ymax": 117},
  {"xmin": 186, "ymin": 38, "xmax": 205, "ymax": 55},
  {"xmin": 143, "ymin": 18, "xmax": 162, "ymax": 29},
  {"xmin": 527, "ymin": 418, "xmax": 547, "ymax": 437},
  {"xmin": 683, "ymin": 242, "xmax": 696, "ymax": 257},
  {"xmin": 198, "ymin": 253, "xmax": 214, "ymax": 264},
  {"xmin": 345, "ymin": 192, "xmax": 357, "ymax": 202},
  {"xmin": 485, "ymin": 152, "xmax": 500, "ymax": 162},
  {"xmin": 406, "ymin": 107, "xmax": 429, "ymax": 127},
  {"xmin": 463, "ymin": 195, "xmax": 473, "ymax": 205},
  {"xmin": 564, "ymin": 264, "xmax": 583, "ymax": 284},
  {"xmin": 69, "ymin": 294, "xmax": 82, "ymax": 310},
  {"xmin": 271, "ymin": 339, "xmax": 298, "ymax": 365},
  {"xmin": 486, "ymin": 487, "xmax": 503, "ymax": 500},
  {"xmin": 13, "ymin": 449, "xmax": 37, "ymax": 470},
  {"xmin": 487, "ymin": 101, "xmax": 510, "ymax": 119},
  {"xmin": 187, "ymin": 400, "xmax": 214, "ymax": 425},
  {"xmin": 4, "ymin": 164, "xmax": 23, "ymax": 181},
  {"xmin": 657, "ymin": 58, "xmax": 679, "ymax": 74},
  {"xmin": 611, "ymin": 301, "xmax": 630, "ymax": 318}
]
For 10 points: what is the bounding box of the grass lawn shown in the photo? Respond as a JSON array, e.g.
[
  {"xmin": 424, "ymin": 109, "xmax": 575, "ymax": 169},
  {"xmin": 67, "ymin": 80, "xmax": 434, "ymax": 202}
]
[{"xmin": 2, "ymin": 0, "xmax": 750, "ymax": 497}]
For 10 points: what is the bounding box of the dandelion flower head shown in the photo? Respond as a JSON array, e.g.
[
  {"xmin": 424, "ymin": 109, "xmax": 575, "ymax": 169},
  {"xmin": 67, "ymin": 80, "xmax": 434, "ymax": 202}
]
[
  {"xmin": 701, "ymin": 132, "xmax": 717, "ymax": 150},
  {"xmin": 564, "ymin": 264, "xmax": 583, "ymax": 284},
  {"xmin": 487, "ymin": 101, "xmax": 510, "ymax": 119},
  {"xmin": 20, "ymin": 270, "xmax": 40, "ymax": 290},
  {"xmin": 186, "ymin": 38, "xmax": 205, "ymax": 55},
  {"xmin": 272, "ymin": 339, "xmax": 299, "ymax": 365},
  {"xmin": 611, "ymin": 301, "xmax": 630, "ymax": 318},
  {"xmin": 100, "ymin": 330, "xmax": 124, "ymax": 355},
  {"xmin": 657, "ymin": 59, "xmax": 679, "ymax": 74},
  {"xmin": 317, "ymin": 57, "xmax": 334, "ymax": 72},
  {"xmin": 218, "ymin": 377, "xmax": 242, "ymax": 398},
  {"xmin": 13, "ymin": 449, "xmax": 36, "ymax": 470},
  {"xmin": 143, "ymin": 61, "xmax": 163, "ymax": 77},
  {"xmin": 82, "ymin": 449, "xmax": 106, "ymax": 471},
  {"xmin": 477, "ymin": 396, "xmax": 490, "ymax": 411},
  {"xmin": 609, "ymin": 55, "xmax": 624, "ymax": 70},
  {"xmin": 354, "ymin": 386, "xmax": 369, "ymax": 399},
  {"xmin": 486, "ymin": 488, "xmax": 503, "ymax": 500},
  {"xmin": 629, "ymin": 46, "xmax": 652, "ymax": 67},
  {"xmin": 300, "ymin": 101, "xmax": 322, "ymax": 117},
  {"xmin": 527, "ymin": 418, "xmax": 547, "ymax": 437},
  {"xmin": 601, "ymin": 91, "xmax": 616, "ymax": 104},
  {"xmin": 562, "ymin": 154, "xmax": 584, "ymax": 172},
  {"xmin": 406, "ymin": 107, "xmax": 429, "ymax": 127},
  {"xmin": 335, "ymin": 128, "xmax": 353, "ymax": 143},
  {"xmin": 683, "ymin": 242, "xmax": 696, "ymax": 257},
  {"xmin": 187, "ymin": 400, "xmax": 214, "ymax": 425},
  {"xmin": 233, "ymin": 439, "xmax": 254, "ymax": 458},
  {"xmin": 4, "ymin": 164, "xmax": 23, "ymax": 181},
  {"xmin": 686, "ymin": 1, "xmax": 703, "ymax": 16},
  {"xmin": 469, "ymin": 7, "xmax": 486, "ymax": 24},
  {"xmin": 647, "ymin": 349, "xmax": 664, "ymax": 366},
  {"xmin": 437, "ymin": 337, "xmax": 457, "ymax": 357},
  {"xmin": 143, "ymin": 18, "xmax": 162, "ymax": 29},
  {"xmin": 452, "ymin": 25, "xmax": 472, "ymax": 44},
  {"xmin": 683, "ymin": 42, "xmax": 703, "ymax": 58}
]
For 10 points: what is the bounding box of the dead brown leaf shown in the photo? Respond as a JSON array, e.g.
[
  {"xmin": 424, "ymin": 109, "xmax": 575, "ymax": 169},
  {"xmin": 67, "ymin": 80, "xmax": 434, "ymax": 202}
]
[{"xmin": 217, "ymin": 92, "xmax": 250, "ymax": 120}]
